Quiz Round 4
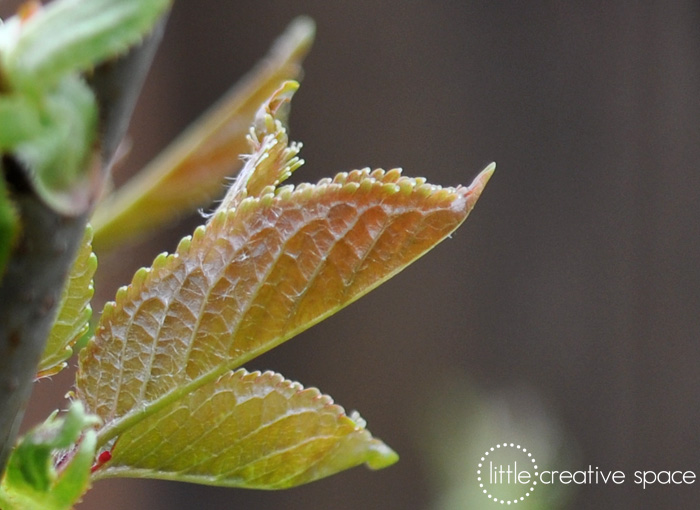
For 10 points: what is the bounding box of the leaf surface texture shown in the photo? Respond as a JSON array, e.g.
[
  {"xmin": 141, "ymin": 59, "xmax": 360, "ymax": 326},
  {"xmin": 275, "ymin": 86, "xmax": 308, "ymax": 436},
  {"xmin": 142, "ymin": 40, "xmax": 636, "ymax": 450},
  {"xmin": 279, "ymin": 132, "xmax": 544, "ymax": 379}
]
[
  {"xmin": 76, "ymin": 83, "xmax": 492, "ymax": 486},
  {"xmin": 95, "ymin": 369, "xmax": 397, "ymax": 488}
]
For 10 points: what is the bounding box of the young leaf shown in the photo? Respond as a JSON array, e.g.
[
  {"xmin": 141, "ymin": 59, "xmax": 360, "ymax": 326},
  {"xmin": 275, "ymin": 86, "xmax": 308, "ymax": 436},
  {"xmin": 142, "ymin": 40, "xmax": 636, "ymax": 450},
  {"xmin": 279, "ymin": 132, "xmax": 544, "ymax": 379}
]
[
  {"xmin": 217, "ymin": 80, "xmax": 303, "ymax": 212},
  {"xmin": 4, "ymin": 73, "xmax": 99, "ymax": 216},
  {"xmin": 0, "ymin": 0, "xmax": 172, "ymax": 216},
  {"xmin": 0, "ymin": 401, "xmax": 99, "ymax": 510},
  {"xmin": 1, "ymin": 0, "xmax": 172, "ymax": 92},
  {"xmin": 92, "ymin": 369, "xmax": 397, "ymax": 488},
  {"xmin": 91, "ymin": 17, "xmax": 315, "ymax": 250},
  {"xmin": 36, "ymin": 225, "xmax": 97, "ymax": 380},
  {"xmin": 75, "ymin": 83, "xmax": 492, "ymax": 481}
]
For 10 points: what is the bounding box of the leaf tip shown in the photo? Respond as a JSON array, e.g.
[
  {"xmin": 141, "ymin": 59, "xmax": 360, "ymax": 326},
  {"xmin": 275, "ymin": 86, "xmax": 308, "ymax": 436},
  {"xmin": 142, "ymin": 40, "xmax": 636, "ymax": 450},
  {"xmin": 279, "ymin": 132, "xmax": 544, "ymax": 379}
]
[
  {"xmin": 470, "ymin": 162, "xmax": 495, "ymax": 196},
  {"xmin": 346, "ymin": 411, "xmax": 398, "ymax": 471},
  {"xmin": 453, "ymin": 162, "xmax": 495, "ymax": 215},
  {"xmin": 478, "ymin": 161, "xmax": 496, "ymax": 184},
  {"xmin": 365, "ymin": 440, "xmax": 400, "ymax": 470},
  {"xmin": 252, "ymin": 80, "xmax": 299, "ymax": 137},
  {"xmin": 287, "ymin": 16, "xmax": 317, "ymax": 46}
]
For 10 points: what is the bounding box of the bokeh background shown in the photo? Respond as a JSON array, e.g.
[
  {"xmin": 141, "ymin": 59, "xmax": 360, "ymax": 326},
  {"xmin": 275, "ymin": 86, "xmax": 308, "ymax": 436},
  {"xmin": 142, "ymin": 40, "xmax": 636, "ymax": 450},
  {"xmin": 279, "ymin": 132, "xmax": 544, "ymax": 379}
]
[{"xmin": 4, "ymin": 1, "xmax": 700, "ymax": 509}]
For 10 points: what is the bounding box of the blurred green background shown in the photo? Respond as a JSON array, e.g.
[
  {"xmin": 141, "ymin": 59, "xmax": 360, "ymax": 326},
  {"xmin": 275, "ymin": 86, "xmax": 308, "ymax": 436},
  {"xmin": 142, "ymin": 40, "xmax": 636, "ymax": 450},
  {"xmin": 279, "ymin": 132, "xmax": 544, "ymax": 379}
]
[{"xmin": 4, "ymin": 1, "xmax": 700, "ymax": 509}]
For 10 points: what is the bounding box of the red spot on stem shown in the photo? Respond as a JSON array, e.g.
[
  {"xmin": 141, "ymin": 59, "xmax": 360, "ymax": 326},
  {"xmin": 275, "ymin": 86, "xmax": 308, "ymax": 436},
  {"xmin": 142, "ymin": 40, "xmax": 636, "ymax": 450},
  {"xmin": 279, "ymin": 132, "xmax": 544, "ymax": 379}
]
[{"xmin": 91, "ymin": 450, "xmax": 112, "ymax": 473}]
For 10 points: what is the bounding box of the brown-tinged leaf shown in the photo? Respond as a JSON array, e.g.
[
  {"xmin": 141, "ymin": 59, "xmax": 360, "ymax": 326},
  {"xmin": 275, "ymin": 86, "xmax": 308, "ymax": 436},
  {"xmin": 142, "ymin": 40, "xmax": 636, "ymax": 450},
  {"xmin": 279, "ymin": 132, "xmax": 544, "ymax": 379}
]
[
  {"xmin": 76, "ymin": 162, "xmax": 492, "ymax": 445},
  {"xmin": 91, "ymin": 17, "xmax": 315, "ymax": 251},
  {"xmin": 36, "ymin": 225, "xmax": 96, "ymax": 379},
  {"xmin": 76, "ymin": 83, "xmax": 493, "ymax": 474},
  {"xmin": 92, "ymin": 369, "xmax": 397, "ymax": 488}
]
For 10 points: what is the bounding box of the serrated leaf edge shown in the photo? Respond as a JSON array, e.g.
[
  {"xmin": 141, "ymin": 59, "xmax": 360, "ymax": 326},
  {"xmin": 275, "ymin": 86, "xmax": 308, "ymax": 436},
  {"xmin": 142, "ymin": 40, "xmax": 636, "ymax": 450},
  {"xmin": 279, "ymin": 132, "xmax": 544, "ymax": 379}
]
[
  {"xmin": 92, "ymin": 369, "xmax": 397, "ymax": 488},
  {"xmin": 80, "ymin": 164, "xmax": 491, "ymax": 448}
]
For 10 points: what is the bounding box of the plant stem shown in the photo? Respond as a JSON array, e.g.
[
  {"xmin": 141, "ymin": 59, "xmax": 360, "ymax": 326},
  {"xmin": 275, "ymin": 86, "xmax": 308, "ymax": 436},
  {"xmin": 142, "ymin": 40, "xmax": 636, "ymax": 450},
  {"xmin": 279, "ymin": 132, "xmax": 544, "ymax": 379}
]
[{"xmin": 0, "ymin": 14, "xmax": 167, "ymax": 477}]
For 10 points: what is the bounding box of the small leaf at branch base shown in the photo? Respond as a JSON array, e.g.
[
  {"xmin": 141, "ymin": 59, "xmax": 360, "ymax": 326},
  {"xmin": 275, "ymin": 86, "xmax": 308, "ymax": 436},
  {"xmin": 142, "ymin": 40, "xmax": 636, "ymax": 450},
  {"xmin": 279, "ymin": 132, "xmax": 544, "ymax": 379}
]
[
  {"xmin": 0, "ymin": 402, "xmax": 99, "ymax": 510},
  {"xmin": 93, "ymin": 369, "xmax": 397, "ymax": 489},
  {"xmin": 37, "ymin": 225, "xmax": 97, "ymax": 379}
]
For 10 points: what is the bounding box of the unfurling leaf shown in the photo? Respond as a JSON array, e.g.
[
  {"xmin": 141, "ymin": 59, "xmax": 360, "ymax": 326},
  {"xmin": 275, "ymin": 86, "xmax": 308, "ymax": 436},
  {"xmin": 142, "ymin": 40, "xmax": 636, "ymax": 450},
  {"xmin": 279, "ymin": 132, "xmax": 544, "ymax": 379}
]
[
  {"xmin": 0, "ymin": 402, "xmax": 99, "ymax": 510},
  {"xmin": 91, "ymin": 16, "xmax": 315, "ymax": 250},
  {"xmin": 216, "ymin": 80, "xmax": 303, "ymax": 212},
  {"xmin": 92, "ymin": 369, "xmax": 397, "ymax": 488},
  {"xmin": 75, "ymin": 81, "xmax": 493, "ymax": 487},
  {"xmin": 37, "ymin": 225, "xmax": 97, "ymax": 379}
]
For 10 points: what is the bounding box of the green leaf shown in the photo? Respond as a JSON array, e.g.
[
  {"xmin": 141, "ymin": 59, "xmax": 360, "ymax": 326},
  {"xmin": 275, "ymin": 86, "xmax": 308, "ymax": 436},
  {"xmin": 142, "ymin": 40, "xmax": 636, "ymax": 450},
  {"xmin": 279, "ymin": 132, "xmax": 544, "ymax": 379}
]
[
  {"xmin": 75, "ymin": 84, "xmax": 493, "ymax": 485},
  {"xmin": 1, "ymin": 0, "xmax": 172, "ymax": 92},
  {"xmin": 0, "ymin": 0, "xmax": 172, "ymax": 215},
  {"xmin": 0, "ymin": 96, "xmax": 43, "ymax": 149},
  {"xmin": 37, "ymin": 225, "xmax": 97, "ymax": 379},
  {"xmin": 92, "ymin": 369, "xmax": 397, "ymax": 488},
  {"xmin": 0, "ymin": 73, "xmax": 99, "ymax": 215},
  {"xmin": 13, "ymin": 75, "xmax": 98, "ymax": 211},
  {"xmin": 0, "ymin": 402, "xmax": 99, "ymax": 510},
  {"xmin": 91, "ymin": 17, "xmax": 315, "ymax": 251}
]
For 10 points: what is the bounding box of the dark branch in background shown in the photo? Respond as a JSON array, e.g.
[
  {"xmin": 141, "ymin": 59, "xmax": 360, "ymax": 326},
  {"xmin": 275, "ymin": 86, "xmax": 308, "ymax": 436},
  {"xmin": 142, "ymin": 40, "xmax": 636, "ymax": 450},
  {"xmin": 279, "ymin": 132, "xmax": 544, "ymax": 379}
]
[{"xmin": 0, "ymin": 14, "xmax": 168, "ymax": 476}]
